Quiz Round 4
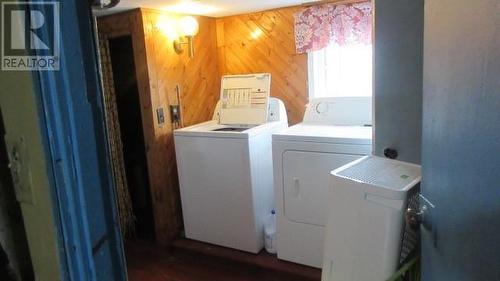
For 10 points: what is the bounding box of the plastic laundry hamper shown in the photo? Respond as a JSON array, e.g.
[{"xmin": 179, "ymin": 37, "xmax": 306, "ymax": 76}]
[{"xmin": 321, "ymin": 156, "xmax": 421, "ymax": 281}]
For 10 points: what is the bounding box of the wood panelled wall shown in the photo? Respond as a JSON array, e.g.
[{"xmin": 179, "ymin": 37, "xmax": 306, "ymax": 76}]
[
  {"xmin": 98, "ymin": 9, "xmax": 220, "ymax": 245},
  {"xmin": 216, "ymin": 7, "xmax": 309, "ymax": 125},
  {"xmin": 97, "ymin": 5, "xmax": 309, "ymax": 245},
  {"xmin": 141, "ymin": 9, "xmax": 220, "ymax": 127}
]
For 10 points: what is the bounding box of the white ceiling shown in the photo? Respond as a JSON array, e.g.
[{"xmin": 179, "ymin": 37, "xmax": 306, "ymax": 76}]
[{"xmin": 95, "ymin": 0, "xmax": 320, "ymax": 18}]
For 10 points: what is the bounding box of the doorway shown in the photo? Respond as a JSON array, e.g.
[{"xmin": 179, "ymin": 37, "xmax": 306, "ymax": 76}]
[{"xmin": 107, "ymin": 35, "xmax": 154, "ymax": 240}]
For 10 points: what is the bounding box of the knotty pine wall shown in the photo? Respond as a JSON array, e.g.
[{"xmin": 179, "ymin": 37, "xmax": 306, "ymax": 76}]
[
  {"xmin": 141, "ymin": 9, "xmax": 220, "ymax": 244},
  {"xmin": 98, "ymin": 9, "xmax": 220, "ymax": 245},
  {"xmin": 98, "ymin": 6, "xmax": 309, "ymax": 245},
  {"xmin": 216, "ymin": 6, "xmax": 309, "ymax": 125}
]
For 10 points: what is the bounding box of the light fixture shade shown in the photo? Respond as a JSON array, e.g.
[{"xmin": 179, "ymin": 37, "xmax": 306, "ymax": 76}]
[{"xmin": 178, "ymin": 16, "xmax": 199, "ymax": 37}]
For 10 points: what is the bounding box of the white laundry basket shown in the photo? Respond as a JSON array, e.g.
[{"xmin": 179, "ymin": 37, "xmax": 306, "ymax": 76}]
[{"xmin": 321, "ymin": 156, "xmax": 421, "ymax": 281}]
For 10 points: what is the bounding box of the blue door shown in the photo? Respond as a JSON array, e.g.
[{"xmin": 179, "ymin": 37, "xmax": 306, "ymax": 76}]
[
  {"xmin": 31, "ymin": 0, "xmax": 127, "ymax": 280},
  {"xmin": 421, "ymin": 0, "xmax": 500, "ymax": 280}
]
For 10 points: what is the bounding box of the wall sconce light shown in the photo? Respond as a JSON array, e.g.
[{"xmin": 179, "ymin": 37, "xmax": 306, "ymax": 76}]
[{"xmin": 173, "ymin": 16, "xmax": 199, "ymax": 58}]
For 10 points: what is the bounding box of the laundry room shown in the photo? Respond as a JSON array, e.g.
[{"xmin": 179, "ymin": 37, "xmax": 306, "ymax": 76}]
[
  {"xmin": 93, "ymin": 0, "xmax": 422, "ymax": 280},
  {"xmin": 3, "ymin": 0, "xmax": 498, "ymax": 281}
]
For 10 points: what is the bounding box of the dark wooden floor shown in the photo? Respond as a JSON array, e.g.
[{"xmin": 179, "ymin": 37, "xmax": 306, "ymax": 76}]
[{"xmin": 126, "ymin": 240, "xmax": 321, "ymax": 281}]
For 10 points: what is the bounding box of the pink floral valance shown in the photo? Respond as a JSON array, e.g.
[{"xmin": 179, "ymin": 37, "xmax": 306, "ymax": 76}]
[{"xmin": 294, "ymin": 1, "xmax": 372, "ymax": 53}]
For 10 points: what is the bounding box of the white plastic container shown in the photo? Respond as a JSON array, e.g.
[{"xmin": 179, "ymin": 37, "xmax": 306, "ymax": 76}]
[
  {"xmin": 264, "ymin": 209, "xmax": 277, "ymax": 254},
  {"xmin": 322, "ymin": 156, "xmax": 421, "ymax": 281}
]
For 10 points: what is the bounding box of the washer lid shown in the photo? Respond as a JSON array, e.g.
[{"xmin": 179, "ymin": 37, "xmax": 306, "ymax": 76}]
[
  {"xmin": 174, "ymin": 121, "xmax": 252, "ymax": 138},
  {"xmin": 273, "ymin": 124, "xmax": 372, "ymax": 145},
  {"xmin": 219, "ymin": 73, "xmax": 271, "ymax": 126}
]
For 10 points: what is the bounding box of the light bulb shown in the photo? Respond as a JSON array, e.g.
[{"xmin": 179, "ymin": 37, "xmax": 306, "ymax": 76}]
[{"xmin": 178, "ymin": 16, "xmax": 199, "ymax": 37}]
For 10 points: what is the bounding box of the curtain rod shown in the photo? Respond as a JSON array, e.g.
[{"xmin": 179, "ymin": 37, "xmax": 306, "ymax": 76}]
[{"xmin": 301, "ymin": 0, "xmax": 369, "ymax": 7}]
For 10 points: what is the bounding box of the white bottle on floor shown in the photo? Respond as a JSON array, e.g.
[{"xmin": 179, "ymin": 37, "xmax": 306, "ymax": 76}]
[{"xmin": 264, "ymin": 209, "xmax": 277, "ymax": 254}]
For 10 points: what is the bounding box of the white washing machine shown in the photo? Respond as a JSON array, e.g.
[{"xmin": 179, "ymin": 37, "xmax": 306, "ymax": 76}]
[
  {"xmin": 272, "ymin": 97, "xmax": 373, "ymax": 267},
  {"xmin": 174, "ymin": 73, "xmax": 288, "ymax": 253}
]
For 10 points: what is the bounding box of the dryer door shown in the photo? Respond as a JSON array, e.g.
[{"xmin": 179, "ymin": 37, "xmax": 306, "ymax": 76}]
[{"xmin": 283, "ymin": 151, "xmax": 361, "ymax": 226}]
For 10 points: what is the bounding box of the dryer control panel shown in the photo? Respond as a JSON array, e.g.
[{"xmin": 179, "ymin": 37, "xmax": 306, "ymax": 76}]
[{"xmin": 303, "ymin": 97, "xmax": 372, "ymax": 126}]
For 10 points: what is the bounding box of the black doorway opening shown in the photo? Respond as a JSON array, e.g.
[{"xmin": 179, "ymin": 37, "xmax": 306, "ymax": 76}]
[{"xmin": 108, "ymin": 35, "xmax": 154, "ymax": 240}]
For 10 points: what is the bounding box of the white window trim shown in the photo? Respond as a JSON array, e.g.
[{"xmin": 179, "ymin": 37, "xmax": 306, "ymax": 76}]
[{"xmin": 307, "ymin": 50, "xmax": 327, "ymax": 99}]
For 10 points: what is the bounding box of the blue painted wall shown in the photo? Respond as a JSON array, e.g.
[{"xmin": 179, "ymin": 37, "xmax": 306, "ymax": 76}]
[{"xmin": 373, "ymin": 0, "xmax": 424, "ymax": 164}]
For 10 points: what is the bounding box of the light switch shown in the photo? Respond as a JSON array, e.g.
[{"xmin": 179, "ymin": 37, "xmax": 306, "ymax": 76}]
[
  {"xmin": 156, "ymin": 107, "xmax": 165, "ymax": 124},
  {"xmin": 170, "ymin": 105, "xmax": 181, "ymax": 124}
]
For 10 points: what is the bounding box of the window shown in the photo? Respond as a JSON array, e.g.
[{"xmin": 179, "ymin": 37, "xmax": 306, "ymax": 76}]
[{"xmin": 308, "ymin": 44, "xmax": 372, "ymax": 98}]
